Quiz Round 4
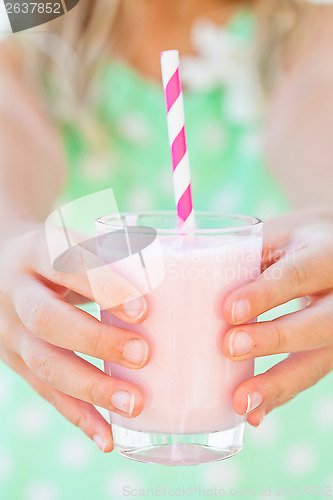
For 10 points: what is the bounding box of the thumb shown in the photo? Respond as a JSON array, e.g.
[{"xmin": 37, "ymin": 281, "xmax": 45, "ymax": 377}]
[
  {"xmin": 23, "ymin": 227, "xmax": 148, "ymax": 324},
  {"xmin": 261, "ymin": 210, "xmax": 307, "ymax": 270},
  {"xmin": 52, "ymin": 240, "xmax": 148, "ymax": 323}
]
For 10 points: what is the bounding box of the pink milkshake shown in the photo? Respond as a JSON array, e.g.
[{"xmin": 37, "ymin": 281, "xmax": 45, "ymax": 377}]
[{"xmin": 96, "ymin": 212, "xmax": 263, "ymax": 464}]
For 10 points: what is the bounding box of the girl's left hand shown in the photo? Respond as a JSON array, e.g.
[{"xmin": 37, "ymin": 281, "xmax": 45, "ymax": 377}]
[{"xmin": 222, "ymin": 206, "xmax": 333, "ymax": 426}]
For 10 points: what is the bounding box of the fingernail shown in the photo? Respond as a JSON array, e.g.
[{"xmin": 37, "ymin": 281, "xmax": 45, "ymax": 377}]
[
  {"xmin": 259, "ymin": 412, "xmax": 266, "ymax": 425},
  {"xmin": 111, "ymin": 390, "xmax": 135, "ymax": 415},
  {"xmin": 246, "ymin": 391, "xmax": 263, "ymax": 414},
  {"xmin": 123, "ymin": 296, "xmax": 146, "ymax": 320},
  {"xmin": 229, "ymin": 331, "xmax": 252, "ymax": 357},
  {"xmin": 231, "ymin": 299, "xmax": 250, "ymax": 324},
  {"xmin": 123, "ymin": 339, "xmax": 148, "ymax": 366},
  {"xmin": 93, "ymin": 434, "xmax": 106, "ymax": 453}
]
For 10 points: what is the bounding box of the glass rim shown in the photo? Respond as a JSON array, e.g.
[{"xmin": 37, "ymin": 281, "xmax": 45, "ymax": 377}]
[{"xmin": 95, "ymin": 210, "xmax": 263, "ymax": 235}]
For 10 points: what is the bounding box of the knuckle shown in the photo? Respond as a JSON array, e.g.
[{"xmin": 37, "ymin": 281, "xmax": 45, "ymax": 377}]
[
  {"xmin": 34, "ymin": 356, "xmax": 57, "ymax": 382},
  {"xmin": 40, "ymin": 386, "xmax": 90, "ymax": 431},
  {"xmin": 261, "ymin": 372, "xmax": 283, "ymax": 402},
  {"xmin": 286, "ymin": 262, "xmax": 308, "ymax": 290},
  {"xmin": 86, "ymin": 375, "xmax": 105, "ymax": 405},
  {"xmin": 27, "ymin": 303, "xmax": 50, "ymax": 334},
  {"xmin": 88, "ymin": 327, "xmax": 108, "ymax": 357},
  {"xmin": 313, "ymin": 354, "xmax": 331, "ymax": 382},
  {"xmin": 258, "ymin": 280, "xmax": 273, "ymax": 308},
  {"xmin": 272, "ymin": 321, "xmax": 287, "ymax": 353},
  {"xmin": 271, "ymin": 378, "xmax": 283, "ymax": 402},
  {"xmin": 72, "ymin": 412, "xmax": 88, "ymax": 430},
  {"xmin": 26, "ymin": 351, "xmax": 56, "ymax": 384}
]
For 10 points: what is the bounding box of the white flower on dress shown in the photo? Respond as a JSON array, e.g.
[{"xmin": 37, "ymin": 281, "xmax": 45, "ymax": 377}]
[
  {"xmin": 126, "ymin": 185, "xmax": 156, "ymax": 211},
  {"xmin": 199, "ymin": 119, "xmax": 228, "ymax": 152},
  {"xmin": 81, "ymin": 153, "xmax": 116, "ymax": 183},
  {"xmin": 116, "ymin": 112, "xmax": 152, "ymax": 145},
  {"xmin": 180, "ymin": 18, "xmax": 262, "ymax": 125}
]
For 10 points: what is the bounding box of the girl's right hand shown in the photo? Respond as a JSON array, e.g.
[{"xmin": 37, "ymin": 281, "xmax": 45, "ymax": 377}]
[{"xmin": 0, "ymin": 222, "xmax": 150, "ymax": 453}]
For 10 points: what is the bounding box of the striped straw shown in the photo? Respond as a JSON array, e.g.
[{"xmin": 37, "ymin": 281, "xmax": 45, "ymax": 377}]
[{"xmin": 160, "ymin": 50, "xmax": 196, "ymax": 230}]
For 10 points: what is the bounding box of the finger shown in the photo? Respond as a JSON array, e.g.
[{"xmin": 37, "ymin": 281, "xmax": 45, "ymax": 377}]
[
  {"xmin": 232, "ymin": 345, "xmax": 333, "ymax": 417},
  {"xmin": 223, "ymin": 244, "xmax": 333, "ymax": 325},
  {"xmin": 261, "ymin": 214, "xmax": 294, "ymax": 269},
  {"xmin": 0, "ymin": 347, "xmax": 113, "ymax": 452},
  {"xmin": 18, "ymin": 331, "xmax": 145, "ymax": 418},
  {"xmin": 21, "ymin": 229, "xmax": 147, "ymax": 324},
  {"xmin": 13, "ymin": 275, "xmax": 150, "ymax": 368},
  {"xmin": 223, "ymin": 294, "xmax": 333, "ymax": 359},
  {"xmin": 261, "ymin": 206, "xmax": 330, "ymax": 268}
]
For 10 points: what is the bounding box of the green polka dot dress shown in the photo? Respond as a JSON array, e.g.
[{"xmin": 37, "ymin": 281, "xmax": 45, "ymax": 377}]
[{"xmin": 0, "ymin": 10, "xmax": 332, "ymax": 500}]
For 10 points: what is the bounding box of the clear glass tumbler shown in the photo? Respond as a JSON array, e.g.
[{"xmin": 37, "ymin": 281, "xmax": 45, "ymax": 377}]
[{"xmin": 95, "ymin": 211, "xmax": 263, "ymax": 465}]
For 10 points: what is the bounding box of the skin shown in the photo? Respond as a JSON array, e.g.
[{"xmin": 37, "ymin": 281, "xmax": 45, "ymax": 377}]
[
  {"xmin": 0, "ymin": 0, "xmax": 333, "ymax": 452},
  {"xmin": 265, "ymin": 6, "xmax": 333, "ymax": 208},
  {"xmin": 123, "ymin": 0, "xmax": 244, "ymax": 81}
]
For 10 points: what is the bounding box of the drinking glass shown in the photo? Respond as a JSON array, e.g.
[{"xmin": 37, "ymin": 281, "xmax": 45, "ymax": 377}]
[{"xmin": 95, "ymin": 211, "xmax": 263, "ymax": 465}]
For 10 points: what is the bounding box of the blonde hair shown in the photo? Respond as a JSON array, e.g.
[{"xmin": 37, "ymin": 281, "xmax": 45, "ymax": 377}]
[
  {"xmin": 257, "ymin": 0, "xmax": 309, "ymax": 91},
  {"xmin": 21, "ymin": 0, "xmax": 121, "ymax": 119},
  {"xmin": 18, "ymin": 0, "xmax": 308, "ymax": 132}
]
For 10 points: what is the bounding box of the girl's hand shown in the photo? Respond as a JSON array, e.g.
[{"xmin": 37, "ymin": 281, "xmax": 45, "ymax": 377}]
[
  {"xmin": 222, "ymin": 206, "xmax": 333, "ymax": 426},
  {"xmin": 0, "ymin": 223, "xmax": 151, "ymax": 453}
]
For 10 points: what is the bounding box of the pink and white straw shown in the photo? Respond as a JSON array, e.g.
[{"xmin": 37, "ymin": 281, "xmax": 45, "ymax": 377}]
[{"xmin": 160, "ymin": 50, "xmax": 195, "ymax": 230}]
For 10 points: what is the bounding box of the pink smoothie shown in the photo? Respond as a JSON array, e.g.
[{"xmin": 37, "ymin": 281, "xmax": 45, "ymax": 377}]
[{"xmin": 100, "ymin": 233, "xmax": 262, "ymax": 435}]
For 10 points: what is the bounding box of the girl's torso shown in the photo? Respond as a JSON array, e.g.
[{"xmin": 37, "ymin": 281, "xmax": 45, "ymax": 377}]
[{"xmin": 58, "ymin": 10, "xmax": 288, "ymax": 219}]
